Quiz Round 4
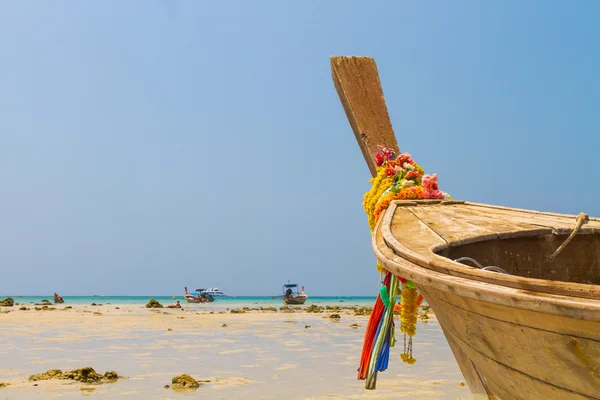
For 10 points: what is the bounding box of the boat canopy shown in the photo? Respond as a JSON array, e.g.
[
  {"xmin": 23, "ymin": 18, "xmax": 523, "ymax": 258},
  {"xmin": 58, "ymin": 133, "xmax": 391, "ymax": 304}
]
[{"xmin": 284, "ymin": 284, "xmax": 298, "ymax": 288}]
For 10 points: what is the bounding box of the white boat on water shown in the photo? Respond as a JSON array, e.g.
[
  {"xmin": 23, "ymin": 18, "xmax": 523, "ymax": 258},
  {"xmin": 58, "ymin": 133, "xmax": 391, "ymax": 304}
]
[{"xmin": 196, "ymin": 288, "xmax": 228, "ymax": 298}]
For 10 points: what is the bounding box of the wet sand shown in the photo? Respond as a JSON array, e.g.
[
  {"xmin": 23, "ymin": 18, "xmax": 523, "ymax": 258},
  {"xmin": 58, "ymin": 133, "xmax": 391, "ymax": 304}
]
[{"xmin": 0, "ymin": 303, "xmax": 471, "ymax": 399}]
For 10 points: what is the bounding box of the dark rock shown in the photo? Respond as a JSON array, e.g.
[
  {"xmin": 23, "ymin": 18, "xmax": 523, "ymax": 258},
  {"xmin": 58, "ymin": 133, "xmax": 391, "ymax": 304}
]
[
  {"xmin": 0, "ymin": 298, "xmax": 14, "ymax": 307},
  {"xmin": 306, "ymin": 304, "xmax": 324, "ymax": 313},
  {"xmin": 171, "ymin": 374, "xmax": 200, "ymax": 390},
  {"xmin": 28, "ymin": 368, "xmax": 121, "ymax": 384},
  {"xmin": 354, "ymin": 307, "xmax": 372, "ymax": 316},
  {"xmin": 29, "ymin": 369, "xmax": 63, "ymax": 381},
  {"xmin": 104, "ymin": 371, "xmax": 118, "ymax": 380},
  {"xmin": 19, "ymin": 306, "xmax": 27, "ymax": 311},
  {"xmin": 146, "ymin": 299, "xmax": 163, "ymax": 309},
  {"xmin": 329, "ymin": 314, "xmax": 341, "ymax": 320},
  {"xmin": 62, "ymin": 367, "xmax": 104, "ymax": 383}
]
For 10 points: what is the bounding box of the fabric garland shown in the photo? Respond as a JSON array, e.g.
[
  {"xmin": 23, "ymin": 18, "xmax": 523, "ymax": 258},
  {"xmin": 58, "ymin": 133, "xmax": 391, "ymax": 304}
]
[{"xmin": 357, "ymin": 145, "xmax": 450, "ymax": 389}]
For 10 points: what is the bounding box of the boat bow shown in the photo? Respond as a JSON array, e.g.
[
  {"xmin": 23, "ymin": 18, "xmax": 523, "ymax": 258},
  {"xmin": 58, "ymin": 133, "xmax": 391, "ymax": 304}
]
[{"xmin": 331, "ymin": 55, "xmax": 600, "ymax": 400}]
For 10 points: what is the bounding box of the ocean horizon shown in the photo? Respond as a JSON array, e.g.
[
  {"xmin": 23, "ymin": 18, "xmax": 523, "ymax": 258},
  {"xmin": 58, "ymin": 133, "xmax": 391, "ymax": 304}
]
[{"xmin": 2, "ymin": 295, "xmax": 378, "ymax": 307}]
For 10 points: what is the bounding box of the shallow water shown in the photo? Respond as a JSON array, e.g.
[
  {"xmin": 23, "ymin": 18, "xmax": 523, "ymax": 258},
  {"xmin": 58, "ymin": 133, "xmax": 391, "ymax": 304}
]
[
  {"xmin": 0, "ymin": 304, "xmax": 470, "ymax": 399},
  {"xmin": 3, "ymin": 295, "xmax": 376, "ymax": 309}
]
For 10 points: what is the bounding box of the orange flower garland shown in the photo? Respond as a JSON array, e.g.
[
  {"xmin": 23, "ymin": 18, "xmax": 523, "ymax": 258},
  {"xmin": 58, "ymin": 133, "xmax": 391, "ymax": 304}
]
[{"xmin": 363, "ymin": 146, "xmax": 450, "ymax": 231}]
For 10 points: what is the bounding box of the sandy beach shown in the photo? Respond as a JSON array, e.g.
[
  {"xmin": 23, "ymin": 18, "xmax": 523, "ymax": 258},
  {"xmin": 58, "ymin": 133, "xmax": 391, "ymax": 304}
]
[{"xmin": 0, "ymin": 301, "xmax": 470, "ymax": 400}]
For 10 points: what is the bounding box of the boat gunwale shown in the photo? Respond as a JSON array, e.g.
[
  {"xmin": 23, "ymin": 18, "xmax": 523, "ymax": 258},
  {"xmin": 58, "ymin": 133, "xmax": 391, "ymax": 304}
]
[
  {"xmin": 383, "ymin": 200, "xmax": 600, "ymax": 300},
  {"xmin": 374, "ymin": 201, "xmax": 600, "ymax": 321},
  {"xmin": 465, "ymin": 201, "xmax": 600, "ymax": 223}
]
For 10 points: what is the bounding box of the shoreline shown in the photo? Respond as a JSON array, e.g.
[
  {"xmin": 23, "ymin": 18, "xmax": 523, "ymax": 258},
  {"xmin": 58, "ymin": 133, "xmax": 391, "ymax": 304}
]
[{"xmin": 0, "ymin": 295, "xmax": 377, "ymax": 307}]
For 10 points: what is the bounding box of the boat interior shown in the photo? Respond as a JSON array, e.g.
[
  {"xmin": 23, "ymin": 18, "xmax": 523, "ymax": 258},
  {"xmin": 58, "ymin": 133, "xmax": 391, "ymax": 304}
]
[{"xmin": 436, "ymin": 233, "xmax": 600, "ymax": 285}]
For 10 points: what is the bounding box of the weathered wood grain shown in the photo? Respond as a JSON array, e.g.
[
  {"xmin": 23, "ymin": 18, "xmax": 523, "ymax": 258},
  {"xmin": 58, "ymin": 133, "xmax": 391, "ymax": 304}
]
[
  {"xmin": 425, "ymin": 289, "xmax": 600, "ymax": 398},
  {"xmin": 330, "ymin": 56, "xmax": 399, "ymax": 176},
  {"xmin": 382, "ymin": 202, "xmax": 600, "ymax": 300},
  {"xmin": 408, "ymin": 204, "xmax": 552, "ymax": 246},
  {"xmin": 374, "ymin": 214, "xmax": 600, "ymax": 321}
]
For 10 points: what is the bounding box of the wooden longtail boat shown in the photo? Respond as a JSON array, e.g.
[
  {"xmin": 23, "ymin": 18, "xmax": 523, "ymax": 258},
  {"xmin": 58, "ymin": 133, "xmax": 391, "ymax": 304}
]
[
  {"xmin": 283, "ymin": 284, "xmax": 308, "ymax": 305},
  {"xmin": 331, "ymin": 56, "xmax": 600, "ymax": 400}
]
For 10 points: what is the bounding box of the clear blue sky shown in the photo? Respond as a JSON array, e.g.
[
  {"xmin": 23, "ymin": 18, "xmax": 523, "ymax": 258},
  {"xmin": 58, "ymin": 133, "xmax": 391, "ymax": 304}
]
[{"xmin": 1, "ymin": 1, "xmax": 599, "ymax": 296}]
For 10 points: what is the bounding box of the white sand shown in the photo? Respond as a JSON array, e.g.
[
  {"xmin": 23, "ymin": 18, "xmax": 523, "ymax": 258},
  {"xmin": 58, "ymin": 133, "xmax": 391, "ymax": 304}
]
[{"xmin": 0, "ymin": 304, "xmax": 470, "ymax": 399}]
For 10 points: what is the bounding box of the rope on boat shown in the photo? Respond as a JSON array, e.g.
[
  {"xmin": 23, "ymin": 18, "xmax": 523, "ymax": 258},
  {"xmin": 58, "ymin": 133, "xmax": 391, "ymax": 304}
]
[
  {"xmin": 454, "ymin": 257, "xmax": 484, "ymax": 269},
  {"xmin": 546, "ymin": 212, "xmax": 589, "ymax": 262},
  {"xmin": 454, "ymin": 257, "xmax": 509, "ymax": 274},
  {"xmin": 481, "ymin": 266, "xmax": 509, "ymax": 274}
]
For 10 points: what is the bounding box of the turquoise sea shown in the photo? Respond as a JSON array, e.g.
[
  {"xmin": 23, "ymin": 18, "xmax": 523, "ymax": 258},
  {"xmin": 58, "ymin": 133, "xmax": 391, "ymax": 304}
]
[{"xmin": 2, "ymin": 295, "xmax": 377, "ymax": 309}]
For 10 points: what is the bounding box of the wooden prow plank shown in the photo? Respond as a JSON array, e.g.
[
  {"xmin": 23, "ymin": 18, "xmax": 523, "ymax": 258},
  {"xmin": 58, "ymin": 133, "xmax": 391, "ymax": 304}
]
[{"xmin": 330, "ymin": 56, "xmax": 400, "ymax": 177}]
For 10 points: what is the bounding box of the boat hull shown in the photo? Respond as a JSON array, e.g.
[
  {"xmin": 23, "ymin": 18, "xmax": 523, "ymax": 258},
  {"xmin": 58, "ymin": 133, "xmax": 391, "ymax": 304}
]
[
  {"xmin": 284, "ymin": 295, "xmax": 308, "ymax": 305},
  {"xmin": 374, "ymin": 202, "xmax": 600, "ymax": 400},
  {"xmin": 184, "ymin": 296, "xmax": 200, "ymax": 303},
  {"xmin": 420, "ymin": 285, "xmax": 600, "ymax": 400}
]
